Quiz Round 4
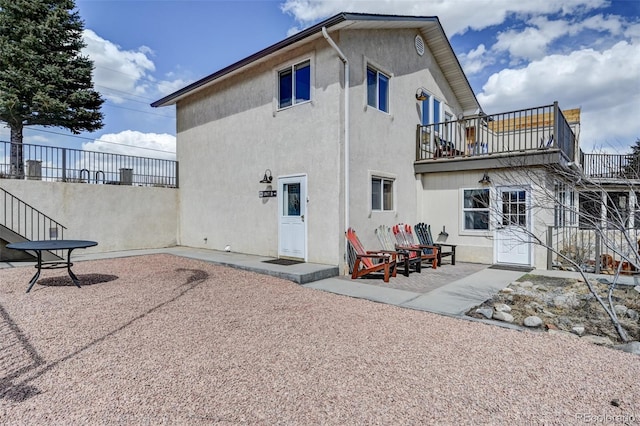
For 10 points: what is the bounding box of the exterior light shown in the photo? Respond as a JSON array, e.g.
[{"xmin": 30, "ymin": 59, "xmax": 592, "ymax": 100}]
[
  {"xmin": 260, "ymin": 169, "xmax": 273, "ymax": 183},
  {"xmin": 415, "ymin": 87, "xmax": 428, "ymax": 101},
  {"xmin": 478, "ymin": 172, "xmax": 491, "ymax": 185}
]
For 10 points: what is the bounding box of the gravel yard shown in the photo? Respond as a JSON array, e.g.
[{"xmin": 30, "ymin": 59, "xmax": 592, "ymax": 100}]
[{"xmin": 1, "ymin": 254, "xmax": 639, "ymax": 424}]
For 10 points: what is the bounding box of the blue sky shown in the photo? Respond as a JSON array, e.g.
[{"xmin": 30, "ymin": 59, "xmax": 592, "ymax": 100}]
[{"xmin": 1, "ymin": 0, "xmax": 638, "ymax": 158}]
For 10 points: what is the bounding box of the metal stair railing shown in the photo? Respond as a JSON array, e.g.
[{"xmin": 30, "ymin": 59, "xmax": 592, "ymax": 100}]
[{"xmin": 1, "ymin": 186, "xmax": 66, "ymax": 258}]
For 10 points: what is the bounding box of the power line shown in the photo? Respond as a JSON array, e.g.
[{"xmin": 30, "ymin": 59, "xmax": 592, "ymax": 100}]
[
  {"xmin": 25, "ymin": 127, "xmax": 176, "ymax": 155},
  {"xmin": 102, "ymin": 102, "xmax": 175, "ymax": 119}
]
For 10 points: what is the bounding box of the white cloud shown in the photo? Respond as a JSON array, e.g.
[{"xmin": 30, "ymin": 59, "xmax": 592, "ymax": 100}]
[
  {"xmin": 82, "ymin": 130, "xmax": 176, "ymax": 160},
  {"xmin": 493, "ymin": 18, "xmax": 570, "ymax": 62},
  {"xmin": 477, "ymin": 40, "xmax": 640, "ymax": 151},
  {"xmin": 82, "ymin": 29, "xmax": 156, "ymax": 104},
  {"xmin": 459, "ymin": 44, "xmax": 491, "ymax": 75},
  {"xmin": 280, "ymin": 0, "xmax": 609, "ymax": 36}
]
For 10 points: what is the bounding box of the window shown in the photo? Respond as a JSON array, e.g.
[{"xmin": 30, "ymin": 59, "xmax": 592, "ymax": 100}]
[
  {"xmin": 579, "ymin": 191, "xmax": 602, "ymax": 229},
  {"xmin": 372, "ymin": 177, "xmax": 394, "ymax": 211},
  {"xmin": 421, "ymin": 95, "xmax": 430, "ymax": 125},
  {"xmin": 366, "ymin": 66, "xmax": 389, "ymax": 113},
  {"xmin": 463, "ymin": 189, "xmax": 490, "ymax": 230},
  {"xmin": 606, "ymin": 191, "xmax": 630, "ymax": 229},
  {"xmin": 433, "ymin": 99, "xmax": 441, "ymax": 130},
  {"xmin": 554, "ymin": 182, "xmax": 577, "ymax": 227},
  {"xmin": 278, "ymin": 60, "xmax": 310, "ymax": 109}
]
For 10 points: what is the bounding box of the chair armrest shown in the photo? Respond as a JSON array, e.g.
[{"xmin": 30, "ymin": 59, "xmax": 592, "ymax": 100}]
[
  {"xmin": 435, "ymin": 243, "xmax": 456, "ymax": 248},
  {"xmin": 360, "ymin": 252, "xmax": 396, "ymax": 261}
]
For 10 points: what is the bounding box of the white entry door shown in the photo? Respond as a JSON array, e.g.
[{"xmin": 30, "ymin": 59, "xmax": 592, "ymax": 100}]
[
  {"xmin": 495, "ymin": 186, "xmax": 531, "ymax": 266},
  {"xmin": 278, "ymin": 175, "xmax": 307, "ymax": 260}
]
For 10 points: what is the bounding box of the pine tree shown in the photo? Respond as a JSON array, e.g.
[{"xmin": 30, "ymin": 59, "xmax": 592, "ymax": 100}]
[
  {"xmin": 624, "ymin": 138, "xmax": 640, "ymax": 179},
  {"xmin": 0, "ymin": 0, "xmax": 104, "ymax": 177}
]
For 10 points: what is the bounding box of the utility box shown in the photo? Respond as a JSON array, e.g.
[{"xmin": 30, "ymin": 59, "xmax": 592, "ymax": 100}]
[
  {"xmin": 26, "ymin": 160, "xmax": 42, "ymax": 180},
  {"xmin": 120, "ymin": 168, "xmax": 133, "ymax": 185}
]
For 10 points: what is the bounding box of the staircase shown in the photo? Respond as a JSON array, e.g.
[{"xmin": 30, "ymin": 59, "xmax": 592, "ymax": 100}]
[{"xmin": 0, "ymin": 186, "xmax": 65, "ymax": 262}]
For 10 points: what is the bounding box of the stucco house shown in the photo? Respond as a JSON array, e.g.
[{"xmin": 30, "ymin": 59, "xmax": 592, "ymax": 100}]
[{"xmin": 151, "ymin": 12, "xmax": 586, "ymax": 273}]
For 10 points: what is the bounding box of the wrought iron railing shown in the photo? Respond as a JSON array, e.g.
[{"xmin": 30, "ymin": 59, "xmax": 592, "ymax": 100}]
[
  {"xmin": 416, "ymin": 102, "xmax": 576, "ymax": 163},
  {"xmin": 581, "ymin": 151, "xmax": 639, "ymax": 180},
  {"xmin": 1, "ymin": 187, "xmax": 66, "ymax": 256},
  {"xmin": 547, "ymin": 225, "xmax": 640, "ymax": 274},
  {"xmin": 0, "ymin": 141, "xmax": 178, "ymax": 188}
]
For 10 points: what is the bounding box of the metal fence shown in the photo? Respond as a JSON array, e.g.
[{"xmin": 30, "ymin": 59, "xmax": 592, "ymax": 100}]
[
  {"xmin": 581, "ymin": 152, "xmax": 639, "ymax": 180},
  {"xmin": 1, "ymin": 187, "xmax": 66, "ymax": 257},
  {"xmin": 0, "ymin": 141, "xmax": 178, "ymax": 188},
  {"xmin": 416, "ymin": 103, "xmax": 575, "ymax": 163},
  {"xmin": 547, "ymin": 225, "xmax": 640, "ymax": 275}
]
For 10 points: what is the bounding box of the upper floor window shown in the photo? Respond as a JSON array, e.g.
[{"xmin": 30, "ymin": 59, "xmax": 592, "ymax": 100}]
[
  {"xmin": 278, "ymin": 60, "xmax": 310, "ymax": 109},
  {"xmin": 366, "ymin": 66, "xmax": 389, "ymax": 113}
]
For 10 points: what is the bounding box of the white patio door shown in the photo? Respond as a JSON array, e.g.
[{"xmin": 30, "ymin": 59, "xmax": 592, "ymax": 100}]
[
  {"xmin": 278, "ymin": 175, "xmax": 307, "ymax": 260},
  {"xmin": 495, "ymin": 186, "xmax": 532, "ymax": 266}
]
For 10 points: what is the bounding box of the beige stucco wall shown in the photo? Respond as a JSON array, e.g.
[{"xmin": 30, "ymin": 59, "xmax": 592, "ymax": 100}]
[
  {"xmin": 340, "ymin": 28, "xmax": 465, "ymax": 251},
  {"xmin": 176, "ymin": 39, "xmax": 343, "ymax": 265},
  {"xmin": 174, "ymin": 27, "xmax": 470, "ymax": 269},
  {"xmin": 419, "ymin": 168, "xmax": 555, "ymax": 269},
  {"xmin": 0, "ymin": 180, "xmax": 177, "ymax": 253}
]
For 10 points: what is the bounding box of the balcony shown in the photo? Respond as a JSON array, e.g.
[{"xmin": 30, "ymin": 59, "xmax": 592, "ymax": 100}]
[
  {"xmin": 415, "ymin": 103, "xmax": 578, "ymax": 174},
  {"xmin": 0, "ymin": 141, "xmax": 178, "ymax": 188},
  {"xmin": 581, "ymin": 151, "xmax": 640, "ymax": 181}
]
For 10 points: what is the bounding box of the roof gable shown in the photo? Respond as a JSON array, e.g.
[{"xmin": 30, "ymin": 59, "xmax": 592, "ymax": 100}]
[{"xmin": 151, "ymin": 12, "xmax": 480, "ymax": 114}]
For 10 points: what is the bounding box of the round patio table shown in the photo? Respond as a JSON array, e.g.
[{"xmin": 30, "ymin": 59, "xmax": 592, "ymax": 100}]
[{"xmin": 6, "ymin": 240, "xmax": 98, "ymax": 293}]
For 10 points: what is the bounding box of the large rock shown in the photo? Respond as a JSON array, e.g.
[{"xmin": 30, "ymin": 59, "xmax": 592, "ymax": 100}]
[
  {"xmin": 614, "ymin": 304, "xmax": 628, "ymax": 316},
  {"xmin": 523, "ymin": 316, "xmax": 543, "ymax": 327},
  {"xmin": 494, "ymin": 303, "xmax": 512, "ymax": 313},
  {"xmin": 475, "ymin": 308, "xmax": 494, "ymax": 319},
  {"xmin": 493, "ymin": 311, "xmax": 514, "ymax": 323},
  {"xmin": 571, "ymin": 326, "xmax": 586, "ymax": 336},
  {"xmin": 627, "ymin": 309, "xmax": 639, "ymax": 321},
  {"xmin": 615, "ymin": 341, "xmax": 640, "ymax": 355}
]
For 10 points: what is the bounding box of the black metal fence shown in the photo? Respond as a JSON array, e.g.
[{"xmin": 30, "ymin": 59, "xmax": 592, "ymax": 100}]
[
  {"xmin": 416, "ymin": 103, "xmax": 575, "ymax": 163},
  {"xmin": 1, "ymin": 187, "xmax": 66, "ymax": 252},
  {"xmin": 0, "ymin": 141, "xmax": 178, "ymax": 188},
  {"xmin": 581, "ymin": 152, "xmax": 639, "ymax": 180}
]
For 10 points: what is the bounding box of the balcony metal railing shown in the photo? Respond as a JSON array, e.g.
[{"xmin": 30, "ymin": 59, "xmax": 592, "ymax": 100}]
[
  {"xmin": 416, "ymin": 102, "xmax": 576, "ymax": 163},
  {"xmin": 581, "ymin": 151, "xmax": 640, "ymax": 180},
  {"xmin": 1, "ymin": 187, "xmax": 66, "ymax": 257},
  {"xmin": 0, "ymin": 141, "xmax": 178, "ymax": 188}
]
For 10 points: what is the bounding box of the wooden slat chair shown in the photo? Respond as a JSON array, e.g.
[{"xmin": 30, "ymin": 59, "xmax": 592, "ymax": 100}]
[
  {"xmin": 392, "ymin": 224, "xmax": 438, "ymax": 269},
  {"xmin": 346, "ymin": 228, "xmax": 397, "ymax": 282},
  {"xmin": 375, "ymin": 225, "xmax": 421, "ymax": 276},
  {"xmin": 415, "ymin": 223, "xmax": 456, "ymax": 266}
]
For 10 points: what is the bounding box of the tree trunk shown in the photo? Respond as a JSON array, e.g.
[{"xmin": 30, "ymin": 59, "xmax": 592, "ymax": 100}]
[{"xmin": 9, "ymin": 124, "xmax": 24, "ymax": 179}]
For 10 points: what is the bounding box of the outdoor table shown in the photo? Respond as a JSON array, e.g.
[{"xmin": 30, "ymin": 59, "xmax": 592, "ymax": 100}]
[{"xmin": 6, "ymin": 240, "xmax": 98, "ymax": 293}]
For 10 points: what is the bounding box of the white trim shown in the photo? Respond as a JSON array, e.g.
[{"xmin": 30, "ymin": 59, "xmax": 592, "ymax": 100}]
[
  {"xmin": 493, "ymin": 185, "xmax": 533, "ymax": 266},
  {"xmin": 459, "ymin": 187, "xmax": 492, "ymax": 236},
  {"xmin": 364, "ymin": 56, "xmax": 393, "ymax": 115},
  {"xmin": 277, "ymin": 173, "xmax": 308, "ymax": 261},
  {"xmin": 273, "ymin": 54, "xmax": 315, "ymax": 113},
  {"xmin": 369, "ymin": 170, "xmax": 397, "ymax": 216}
]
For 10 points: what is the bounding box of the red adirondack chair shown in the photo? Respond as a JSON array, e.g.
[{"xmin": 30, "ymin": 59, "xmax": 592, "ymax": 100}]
[
  {"xmin": 346, "ymin": 228, "xmax": 397, "ymax": 282},
  {"xmin": 392, "ymin": 223, "xmax": 438, "ymax": 269}
]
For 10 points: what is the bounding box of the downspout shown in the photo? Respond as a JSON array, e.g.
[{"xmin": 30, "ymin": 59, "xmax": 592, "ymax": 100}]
[{"xmin": 322, "ymin": 27, "xmax": 350, "ymax": 269}]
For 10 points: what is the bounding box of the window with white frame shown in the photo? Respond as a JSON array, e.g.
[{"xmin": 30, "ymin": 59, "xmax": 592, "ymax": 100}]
[
  {"xmin": 554, "ymin": 182, "xmax": 577, "ymax": 227},
  {"xmin": 463, "ymin": 188, "xmax": 490, "ymax": 230},
  {"xmin": 366, "ymin": 66, "xmax": 389, "ymax": 113},
  {"xmin": 278, "ymin": 60, "xmax": 311, "ymax": 109},
  {"xmin": 371, "ymin": 176, "xmax": 394, "ymax": 211}
]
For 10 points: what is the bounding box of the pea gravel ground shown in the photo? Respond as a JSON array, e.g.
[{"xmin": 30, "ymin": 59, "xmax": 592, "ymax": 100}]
[{"xmin": 1, "ymin": 254, "xmax": 639, "ymax": 425}]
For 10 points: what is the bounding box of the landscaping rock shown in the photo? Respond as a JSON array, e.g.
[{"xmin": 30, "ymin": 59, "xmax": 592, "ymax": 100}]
[
  {"xmin": 633, "ymin": 285, "xmax": 640, "ymax": 294},
  {"xmin": 614, "ymin": 304, "xmax": 628, "ymax": 316},
  {"xmin": 581, "ymin": 335, "xmax": 614, "ymax": 346},
  {"xmin": 523, "ymin": 316, "xmax": 543, "ymax": 327},
  {"xmin": 475, "ymin": 308, "xmax": 494, "ymax": 319},
  {"xmin": 572, "ymin": 326, "xmax": 585, "ymax": 336},
  {"xmin": 519, "ymin": 281, "xmax": 533, "ymax": 288},
  {"xmin": 494, "ymin": 303, "xmax": 512, "ymax": 313},
  {"xmin": 533, "ymin": 285, "xmax": 548, "ymax": 292},
  {"xmin": 500, "ymin": 287, "xmax": 514, "ymax": 294},
  {"xmin": 627, "ymin": 309, "xmax": 639, "ymax": 321},
  {"xmin": 493, "ymin": 311, "xmax": 514, "ymax": 323},
  {"xmin": 553, "ymin": 292, "xmax": 580, "ymax": 309},
  {"xmin": 614, "ymin": 341, "xmax": 640, "ymax": 355}
]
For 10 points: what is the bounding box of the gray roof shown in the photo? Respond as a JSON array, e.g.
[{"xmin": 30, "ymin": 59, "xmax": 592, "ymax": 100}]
[{"xmin": 151, "ymin": 12, "xmax": 480, "ymax": 113}]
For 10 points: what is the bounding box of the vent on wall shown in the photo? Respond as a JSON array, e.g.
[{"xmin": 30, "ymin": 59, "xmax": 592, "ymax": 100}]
[{"xmin": 415, "ymin": 34, "xmax": 425, "ymax": 56}]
